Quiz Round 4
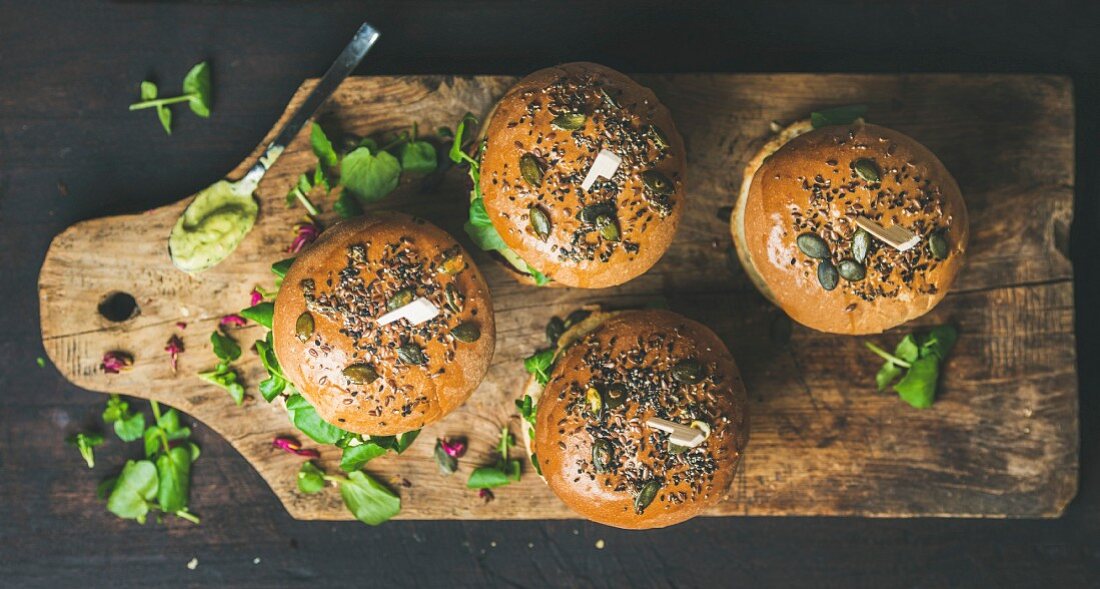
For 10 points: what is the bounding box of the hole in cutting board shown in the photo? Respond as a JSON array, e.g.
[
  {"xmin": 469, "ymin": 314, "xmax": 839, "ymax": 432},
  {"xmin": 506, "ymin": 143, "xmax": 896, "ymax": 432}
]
[{"xmin": 98, "ymin": 292, "xmax": 139, "ymax": 322}]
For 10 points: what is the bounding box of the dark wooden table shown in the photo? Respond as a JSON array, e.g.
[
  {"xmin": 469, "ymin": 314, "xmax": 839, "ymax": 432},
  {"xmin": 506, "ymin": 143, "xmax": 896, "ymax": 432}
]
[{"xmin": 2, "ymin": 1, "xmax": 1098, "ymax": 586}]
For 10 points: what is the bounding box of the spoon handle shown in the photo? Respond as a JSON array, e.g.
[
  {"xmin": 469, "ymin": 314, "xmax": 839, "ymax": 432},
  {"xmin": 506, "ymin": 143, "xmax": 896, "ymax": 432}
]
[{"xmin": 238, "ymin": 22, "xmax": 380, "ymax": 189}]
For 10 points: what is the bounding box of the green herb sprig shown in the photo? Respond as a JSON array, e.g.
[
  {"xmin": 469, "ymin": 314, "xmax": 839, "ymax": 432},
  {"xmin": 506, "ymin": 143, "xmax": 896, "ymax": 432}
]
[
  {"xmin": 91, "ymin": 397, "xmax": 202, "ymax": 525},
  {"xmin": 865, "ymin": 325, "xmax": 958, "ymax": 409},
  {"xmin": 67, "ymin": 432, "xmax": 104, "ymax": 468},
  {"xmin": 286, "ymin": 123, "xmax": 440, "ymax": 219},
  {"xmin": 296, "ymin": 461, "xmax": 400, "ymax": 526},
  {"xmin": 466, "ymin": 427, "xmax": 522, "ymax": 490},
  {"xmin": 129, "ymin": 62, "xmax": 212, "ymax": 135},
  {"xmin": 198, "ymin": 329, "xmax": 245, "ymax": 405}
]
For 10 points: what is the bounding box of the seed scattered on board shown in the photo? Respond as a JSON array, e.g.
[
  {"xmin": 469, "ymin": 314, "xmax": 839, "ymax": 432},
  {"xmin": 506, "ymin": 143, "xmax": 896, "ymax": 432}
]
[{"xmin": 186, "ymin": 558, "xmax": 198, "ymax": 570}]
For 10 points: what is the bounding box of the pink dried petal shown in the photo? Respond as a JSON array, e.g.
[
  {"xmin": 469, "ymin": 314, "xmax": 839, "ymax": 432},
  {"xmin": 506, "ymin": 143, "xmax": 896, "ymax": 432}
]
[
  {"xmin": 478, "ymin": 488, "xmax": 495, "ymax": 503},
  {"xmin": 165, "ymin": 335, "xmax": 184, "ymax": 373},
  {"xmin": 175, "ymin": 321, "xmax": 188, "ymax": 330},
  {"xmin": 249, "ymin": 289, "xmax": 264, "ymax": 306},
  {"xmin": 272, "ymin": 436, "xmax": 320, "ymax": 458},
  {"xmin": 287, "ymin": 223, "xmax": 320, "ymax": 254},
  {"xmin": 440, "ymin": 437, "xmax": 467, "ymax": 458},
  {"xmin": 220, "ymin": 314, "xmax": 247, "ymax": 327},
  {"xmin": 100, "ymin": 351, "xmax": 133, "ymax": 374}
]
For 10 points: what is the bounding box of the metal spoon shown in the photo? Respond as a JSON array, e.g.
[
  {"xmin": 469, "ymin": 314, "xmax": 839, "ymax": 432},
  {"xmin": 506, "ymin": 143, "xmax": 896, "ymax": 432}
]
[{"xmin": 168, "ymin": 22, "xmax": 380, "ymax": 273}]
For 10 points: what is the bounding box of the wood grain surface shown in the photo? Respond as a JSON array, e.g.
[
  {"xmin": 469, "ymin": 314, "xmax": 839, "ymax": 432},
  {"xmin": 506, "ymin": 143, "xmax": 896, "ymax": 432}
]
[{"xmin": 38, "ymin": 74, "xmax": 1077, "ymax": 521}]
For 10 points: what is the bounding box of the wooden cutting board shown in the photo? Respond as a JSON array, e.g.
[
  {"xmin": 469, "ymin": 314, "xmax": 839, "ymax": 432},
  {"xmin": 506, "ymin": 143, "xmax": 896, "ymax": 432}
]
[{"xmin": 39, "ymin": 74, "xmax": 1077, "ymax": 520}]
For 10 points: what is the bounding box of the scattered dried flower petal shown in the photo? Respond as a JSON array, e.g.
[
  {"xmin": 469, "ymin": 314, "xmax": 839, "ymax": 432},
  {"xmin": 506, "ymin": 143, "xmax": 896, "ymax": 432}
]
[
  {"xmin": 272, "ymin": 436, "xmax": 320, "ymax": 458},
  {"xmin": 220, "ymin": 314, "xmax": 247, "ymax": 327},
  {"xmin": 175, "ymin": 321, "xmax": 188, "ymax": 330},
  {"xmin": 250, "ymin": 289, "xmax": 264, "ymax": 306},
  {"xmin": 441, "ymin": 437, "xmax": 467, "ymax": 458},
  {"xmin": 101, "ymin": 351, "xmax": 133, "ymax": 374},
  {"xmin": 287, "ymin": 222, "xmax": 320, "ymax": 254},
  {"xmin": 165, "ymin": 335, "xmax": 184, "ymax": 373},
  {"xmin": 478, "ymin": 488, "xmax": 495, "ymax": 503}
]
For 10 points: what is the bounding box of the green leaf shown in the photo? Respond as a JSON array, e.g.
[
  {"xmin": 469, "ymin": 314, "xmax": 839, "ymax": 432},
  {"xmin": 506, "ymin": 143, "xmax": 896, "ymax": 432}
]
[
  {"xmin": 464, "ymin": 197, "xmax": 508, "ymax": 252},
  {"xmin": 210, "ymin": 330, "xmax": 241, "ymax": 362},
  {"xmin": 106, "ymin": 460, "xmax": 158, "ymax": 522},
  {"xmin": 198, "ymin": 365, "xmax": 244, "ymax": 405},
  {"xmin": 527, "ymin": 264, "xmax": 550, "ymax": 286},
  {"xmin": 515, "ymin": 395, "xmax": 537, "ymax": 427},
  {"xmin": 921, "ymin": 324, "xmax": 958, "ymax": 360},
  {"xmin": 297, "ymin": 461, "xmax": 326, "ymax": 494},
  {"xmin": 157, "ymin": 105, "xmax": 172, "ymax": 135},
  {"xmin": 239, "ymin": 302, "xmax": 275, "ymax": 329},
  {"xmin": 102, "ymin": 394, "xmax": 129, "ymax": 423},
  {"xmin": 67, "ymin": 432, "xmax": 104, "ymax": 468},
  {"xmin": 392, "ymin": 429, "xmax": 420, "ymax": 454},
  {"xmin": 894, "ymin": 335, "xmax": 920, "ymax": 364},
  {"xmin": 337, "ymin": 471, "xmax": 401, "ymax": 526},
  {"xmin": 155, "ymin": 446, "xmax": 192, "ymax": 514},
  {"xmin": 140, "ymin": 81, "xmax": 157, "ymax": 100},
  {"xmin": 258, "ymin": 376, "xmax": 286, "ymax": 402},
  {"xmin": 894, "ymin": 355, "xmax": 940, "ymax": 409},
  {"xmin": 523, "ymin": 348, "xmax": 555, "ymax": 386},
  {"xmin": 182, "ymin": 61, "xmax": 212, "ymax": 118},
  {"xmin": 339, "ymin": 443, "xmax": 388, "ymax": 472},
  {"xmin": 333, "ymin": 191, "xmax": 363, "ymax": 219},
  {"xmin": 449, "ymin": 114, "xmax": 479, "ymax": 166},
  {"xmin": 810, "ymin": 104, "xmax": 867, "ymax": 128},
  {"xmin": 285, "ymin": 393, "xmax": 346, "ymax": 445},
  {"xmin": 466, "ymin": 467, "xmax": 512, "ymax": 489},
  {"xmin": 398, "ymin": 140, "xmax": 437, "ymax": 174},
  {"xmin": 143, "ymin": 426, "xmax": 163, "ymax": 458},
  {"xmin": 506, "ymin": 459, "xmax": 521, "ymax": 482},
  {"xmin": 340, "ymin": 147, "xmax": 402, "ymax": 203},
  {"xmin": 310, "ymin": 123, "xmax": 339, "ymax": 171},
  {"xmin": 189, "ymin": 442, "xmax": 202, "ymax": 462},
  {"xmin": 157, "ymin": 408, "xmax": 182, "ymax": 433},
  {"xmin": 875, "ymin": 361, "xmax": 903, "ymax": 391},
  {"xmin": 271, "ymin": 257, "xmax": 295, "ymax": 279},
  {"xmin": 114, "ymin": 411, "xmax": 146, "ymax": 442}
]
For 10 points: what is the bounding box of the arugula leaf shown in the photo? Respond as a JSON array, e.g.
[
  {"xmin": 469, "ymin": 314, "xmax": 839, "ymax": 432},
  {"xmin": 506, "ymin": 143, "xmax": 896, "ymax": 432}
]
[
  {"xmin": 527, "ymin": 264, "xmax": 550, "ymax": 286},
  {"xmin": 297, "ymin": 461, "xmax": 326, "ymax": 494},
  {"xmin": 337, "ymin": 471, "xmax": 401, "ymax": 526},
  {"xmin": 339, "ymin": 442, "xmax": 388, "ymax": 472},
  {"xmin": 397, "ymin": 140, "xmax": 437, "ymax": 174},
  {"xmin": 523, "ymin": 348, "xmax": 555, "ymax": 386},
  {"xmin": 865, "ymin": 324, "xmax": 958, "ymax": 408},
  {"xmin": 239, "ymin": 302, "xmax": 274, "ymax": 329},
  {"xmin": 67, "ymin": 432, "xmax": 104, "ymax": 468},
  {"xmin": 155, "ymin": 446, "xmax": 192, "ymax": 514},
  {"xmin": 464, "ymin": 197, "xmax": 509, "ymax": 251},
  {"xmin": 310, "ymin": 123, "xmax": 339, "ymax": 171},
  {"xmin": 810, "ymin": 104, "xmax": 868, "ymax": 129},
  {"xmin": 210, "ymin": 330, "xmax": 241, "ymax": 363},
  {"xmin": 198, "ymin": 363, "xmax": 244, "ymax": 405},
  {"xmin": 341, "ymin": 147, "xmax": 402, "ymax": 203},
  {"xmin": 140, "ymin": 81, "xmax": 173, "ymax": 135},
  {"xmin": 103, "ymin": 395, "xmax": 146, "ymax": 442},
  {"xmin": 181, "ymin": 61, "xmax": 212, "ymax": 118},
  {"xmin": 449, "ymin": 114, "xmax": 480, "ymax": 167},
  {"xmin": 106, "ymin": 460, "xmax": 158, "ymax": 523},
  {"xmin": 285, "ymin": 393, "xmax": 347, "ymax": 445}
]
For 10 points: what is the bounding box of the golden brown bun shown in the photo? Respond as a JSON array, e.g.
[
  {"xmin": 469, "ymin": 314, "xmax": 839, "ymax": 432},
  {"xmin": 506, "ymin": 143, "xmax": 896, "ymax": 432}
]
[
  {"xmin": 273, "ymin": 212, "xmax": 495, "ymax": 436},
  {"xmin": 533, "ymin": 310, "xmax": 749, "ymax": 529},
  {"xmin": 479, "ymin": 62, "xmax": 686, "ymax": 288},
  {"xmin": 733, "ymin": 122, "xmax": 968, "ymax": 334}
]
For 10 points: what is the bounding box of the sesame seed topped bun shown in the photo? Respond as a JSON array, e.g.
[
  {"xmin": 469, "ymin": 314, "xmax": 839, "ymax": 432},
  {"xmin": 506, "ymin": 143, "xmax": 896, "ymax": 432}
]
[
  {"xmin": 530, "ymin": 310, "xmax": 748, "ymax": 529},
  {"xmin": 479, "ymin": 62, "xmax": 686, "ymax": 288},
  {"xmin": 273, "ymin": 212, "xmax": 495, "ymax": 436},
  {"xmin": 731, "ymin": 120, "xmax": 968, "ymax": 334}
]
